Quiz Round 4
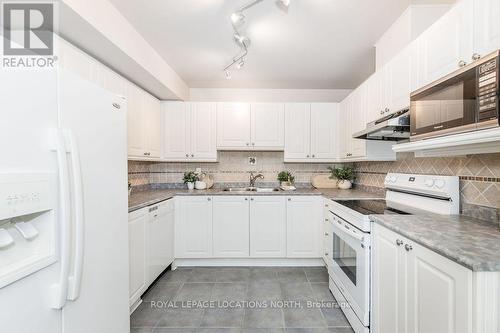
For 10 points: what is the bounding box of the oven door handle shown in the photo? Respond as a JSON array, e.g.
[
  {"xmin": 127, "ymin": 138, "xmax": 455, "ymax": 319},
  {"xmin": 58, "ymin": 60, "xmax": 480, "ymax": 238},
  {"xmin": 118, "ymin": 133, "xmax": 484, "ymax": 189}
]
[{"xmin": 332, "ymin": 222, "xmax": 365, "ymax": 242}]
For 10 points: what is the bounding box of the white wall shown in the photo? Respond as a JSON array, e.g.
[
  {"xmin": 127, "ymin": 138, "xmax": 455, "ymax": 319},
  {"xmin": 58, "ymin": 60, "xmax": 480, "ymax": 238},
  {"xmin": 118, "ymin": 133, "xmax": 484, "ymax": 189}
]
[{"xmin": 188, "ymin": 88, "xmax": 352, "ymax": 103}]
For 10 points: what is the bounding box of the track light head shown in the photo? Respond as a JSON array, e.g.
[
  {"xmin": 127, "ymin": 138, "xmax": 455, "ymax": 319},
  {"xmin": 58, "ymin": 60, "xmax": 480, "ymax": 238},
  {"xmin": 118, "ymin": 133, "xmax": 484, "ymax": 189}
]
[
  {"xmin": 234, "ymin": 34, "xmax": 251, "ymax": 48},
  {"xmin": 237, "ymin": 59, "xmax": 245, "ymax": 69},
  {"xmin": 276, "ymin": 0, "xmax": 290, "ymax": 11},
  {"xmin": 224, "ymin": 70, "xmax": 232, "ymax": 80},
  {"xmin": 231, "ymin": 11, "xmax": 245, "ymax": 26}
]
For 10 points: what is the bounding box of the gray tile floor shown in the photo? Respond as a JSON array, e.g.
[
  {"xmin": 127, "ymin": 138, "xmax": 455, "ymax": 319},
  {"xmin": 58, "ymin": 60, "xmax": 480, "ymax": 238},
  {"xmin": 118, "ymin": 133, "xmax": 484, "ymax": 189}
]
[{"xmin": 131, "ymin": 267, "xmax": 353, "ymax": 333}]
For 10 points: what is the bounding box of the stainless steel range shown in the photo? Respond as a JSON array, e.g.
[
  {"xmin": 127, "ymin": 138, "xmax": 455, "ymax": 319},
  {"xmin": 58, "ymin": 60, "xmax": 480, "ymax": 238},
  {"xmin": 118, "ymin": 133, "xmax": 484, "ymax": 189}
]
[{"xmin": 325, "ymin": 173, "xmax": 460, "ymax": 333}]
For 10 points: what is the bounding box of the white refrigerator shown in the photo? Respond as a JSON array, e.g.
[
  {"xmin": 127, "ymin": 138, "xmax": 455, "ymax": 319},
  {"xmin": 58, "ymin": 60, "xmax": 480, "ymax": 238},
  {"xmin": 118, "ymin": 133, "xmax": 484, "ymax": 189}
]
[{"xmin": 0, "ymin": 61, "xmax": 130, "ymax": 332}]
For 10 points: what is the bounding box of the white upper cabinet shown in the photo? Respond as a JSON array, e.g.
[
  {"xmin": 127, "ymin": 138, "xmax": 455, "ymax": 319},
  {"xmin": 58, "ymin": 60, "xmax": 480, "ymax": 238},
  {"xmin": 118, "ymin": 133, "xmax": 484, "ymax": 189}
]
[
  {"xmin": 190, "ymin": 103, "xmax": 217, "ymax": 160},
  {"xmin": 284, "ymin": 103, "xmax": 339, "ymax": 162},
  {"xmin": 217, "ymin": 102, "xmax": 251, "ymax": 149},
  {"xmin": 474, "ymin": 0, "xmax": 500, "ymax": 57},
  {"xmin": 310, "ymin": 103, "xmax": 339, "ymax": 160},
  {"xmin": 162, "ymin": 102, "xmax": 190, "ymax": 160},
  {"xmin": 414, "ymin": 0, "xmax": 474, "ymax": 88},
  {"xmin": 249, "ymin": 196, "xmax": 287, "ymax": 258},
  {"xmin": 387, "ymin": 46, "xmax": 412, "ymax": 113},
  {"xmin": 212, "ymin": 196, "xmax": 250, "ymax": 258},
  {"xmin": 251, "ymin": 103, "xmax": 285, "ymax": 149},
  {"xmin": 284, "ymin": 103, "xmax": 311, "ymax": 160},
  {"xmin": 127, "ymin": 84, "xmax": 161, "ymax": 159},
  {"xmin": 217, "ymin": 103, "xmax": 285, "ymax": 150},
  {"xmin": 162, "ymin": 102, "xmax": 217, "ymax": 161}
]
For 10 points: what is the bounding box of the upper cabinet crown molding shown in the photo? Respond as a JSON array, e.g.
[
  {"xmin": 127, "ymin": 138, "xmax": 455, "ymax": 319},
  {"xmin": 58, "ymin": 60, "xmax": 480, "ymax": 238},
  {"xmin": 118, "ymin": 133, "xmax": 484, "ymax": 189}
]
[{"xmin": 217, "ymin": 102, "xmax": 285, "ymax": 151}]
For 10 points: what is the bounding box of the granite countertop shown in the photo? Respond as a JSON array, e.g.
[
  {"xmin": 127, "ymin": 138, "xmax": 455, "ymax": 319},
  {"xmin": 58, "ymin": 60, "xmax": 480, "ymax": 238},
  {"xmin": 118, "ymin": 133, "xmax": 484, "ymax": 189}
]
[
  {"xmin": 128, "ymin": 187, "xmax": 384, "ymax": 212},
  {"xmin": 370, "ymin": 214, "xmax": 500, "ymax": 272}
]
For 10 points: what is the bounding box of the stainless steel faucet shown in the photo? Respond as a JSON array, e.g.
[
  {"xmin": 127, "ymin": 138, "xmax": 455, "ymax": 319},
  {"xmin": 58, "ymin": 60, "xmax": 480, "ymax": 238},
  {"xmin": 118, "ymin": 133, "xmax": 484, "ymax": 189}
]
[{"xmin": 249, "ymin": 172, "xmax": 264, "ymax": 188}]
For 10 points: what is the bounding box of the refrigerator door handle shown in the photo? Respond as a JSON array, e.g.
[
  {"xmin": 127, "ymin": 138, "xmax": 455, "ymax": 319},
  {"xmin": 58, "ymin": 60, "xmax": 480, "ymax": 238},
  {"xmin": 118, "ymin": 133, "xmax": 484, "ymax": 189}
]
[
  {"xmin": 50, "ymin": 129, "xmax": 71, "ymax": 309},
  {"xmin": 66, "ymin": 130, "xmax": 85, "ymax": 301}
]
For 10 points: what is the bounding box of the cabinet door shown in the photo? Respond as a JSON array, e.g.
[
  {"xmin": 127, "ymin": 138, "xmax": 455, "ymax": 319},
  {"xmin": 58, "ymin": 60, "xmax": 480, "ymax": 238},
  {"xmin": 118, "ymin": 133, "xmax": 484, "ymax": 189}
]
[
  {"xmin": 284, "ymin": 103, "xmax": 311, "ymax": 160},
  {"xmin": 216, "ymin": 103, "xmax": 251, "ymax": 149},
  {"xmin": 144, "ymin": 94, "xmax": 161, "ymax": 158},
  {"xmin": 146, "ymin": 201, "xmax": 174, "ymax": 286},
  {"xmin": 250, "ymin": 103, "xmax": 285, "ymax": 149},
  {"xmin": 388, "ymin": 46, "xmax": 411, "ymax": 113},
  {"xmin": 127, "ymin": 84, "xmax": 146, "ymax": 157},
  {"xmin": 175, "ymin": 197, "xmax": 213, "ymax": 258},
  {"xmin": 372, "ymin": 224, "xmax": 407, "ymax": 333},
  {"xmin": 365, "ymin": 74, "xmax": 382, "ymax": 123},
  {"xmin": 286, "ymin": 196, "xmax": 322, "ymax": 258},
  {"xmin": 190, "ymin": 102, "xmax": 217, "ymax": 160},
  {"xmin": 407, "ymin": 240, "xmax": 472, "ymax": 333},
  {"xmin": 310, "ymin": 103, "xmax": 338, "ymax": 160},
  {"xmin": 351, "ymin": 86, "xmax": 367, "ymax": 158},
  {"xmin": 249, "ymin": 196, "xmax": 286, "ymax": 258},
  {"xmin": 474, "ymin": 0, "xmax": 500, "ymax": 57},
  {"xmin": 162, "ymin": 102, "xmax": 190, "ymax": 160},
  {"xmin": 338, "ymin": 99, "xmax": 351, "ymax": 159},
  {"xmin": 128, "ymin": 210, "xmax": 147, "ymax": 305},
  {"xmin": 212, "ymin": 196, "xmax": 250, "ymax": 258},
  {"xmin": 416, "ymin": 0, "xmax": 474, "ymax": 87}
]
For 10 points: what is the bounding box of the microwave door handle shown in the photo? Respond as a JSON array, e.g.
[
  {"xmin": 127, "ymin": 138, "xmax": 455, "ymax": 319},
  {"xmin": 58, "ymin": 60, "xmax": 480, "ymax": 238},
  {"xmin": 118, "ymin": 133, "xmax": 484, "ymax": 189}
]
[
  {"xmin": 66, "ymin": 130, "xmax": 85, "ymax": 302},
  {"xmin": 50, "ymin": 129, "xmax": 71, "ymax": 309},
  {"xmin": 332, "ymin": 222, "xmax": 365, "ymax": 242}
]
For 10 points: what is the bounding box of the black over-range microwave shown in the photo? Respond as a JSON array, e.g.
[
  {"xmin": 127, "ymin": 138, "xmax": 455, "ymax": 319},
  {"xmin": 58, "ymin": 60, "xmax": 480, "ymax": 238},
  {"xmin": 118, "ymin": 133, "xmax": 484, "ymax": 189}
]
[{"xmin": 410, "ymin": 50, "xmax": 499, "ymax": 141}]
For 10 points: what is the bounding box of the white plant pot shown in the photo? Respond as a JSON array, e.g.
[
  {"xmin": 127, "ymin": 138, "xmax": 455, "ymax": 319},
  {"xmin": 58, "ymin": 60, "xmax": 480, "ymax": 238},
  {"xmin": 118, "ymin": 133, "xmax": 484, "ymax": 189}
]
[
  {"xmin": 187, "ymin": 182, "xmax": 195, "ymax": 190},
  {"xmin": 337, "ymin": 180, "xmax": 352, "ymax": 190},
  {"xmin": 195, "ymin": 181, "xmax": 207, "ymax": 190}
]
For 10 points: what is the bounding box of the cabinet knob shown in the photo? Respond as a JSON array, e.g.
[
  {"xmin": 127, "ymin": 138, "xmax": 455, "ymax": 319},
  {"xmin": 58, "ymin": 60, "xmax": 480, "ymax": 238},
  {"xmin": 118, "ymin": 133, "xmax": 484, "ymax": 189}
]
[
  {"xmin": 405, "ymin": 244, "xmax": 413, "ymax": 252},
  {"xmin": 312, "ymin": 154, "xmax": 315, "ymax": 158},
  {"xmin": 252, "ymin": 142, "xmax": 255, "ymax": 146},
  {"xmin": 207, "ymin": 198, "xmax": 211, "ymax": 201},
  {"xmin": 245, "ymin": 198, "xmax": 248, "ymax": 201},
  {"xmin": 325, "ymin": 218, "xmax": 329, "ymax": 222},
  {"xmin": 191, "ymin": 154, "xmax": 194, "ymax": 157},
  {"xmin": 306, "ymin": 155, "xmax": 310, "ymax": 158},
  {"xmin": 458, "ymin": 60, "xmax": 467, "ymax": 68},
  {"xmin": 246, "ymin": 142, "xmax": 250, "ymax": 146},
  {"xmin": 472, "ymin": 53, "xmax": 481, "ymax": 61},
  {"xmin": 380, "ymin": 110, "xmax": 384, "ymax": 115},
  {"xmin": 250, "ymin": 198, "xmax": 254, "ymax": 201},
  {"xmin": 325, "ymin": 232, "xmax": 329, "ymax": 236},
  {"xmin": 325, "ymin": 252, "xmax": 329, "ymax": 256},
  {"xmin": 396, "ymin": 239, "xmax": 403, "ymax": 246},
  {"xmin": 288, "ymin": 198, "xmax": 291, "ymax": 201},
  {"xmin": 186, "ymin": 154, "xmax": 189, "ymax": 157}
]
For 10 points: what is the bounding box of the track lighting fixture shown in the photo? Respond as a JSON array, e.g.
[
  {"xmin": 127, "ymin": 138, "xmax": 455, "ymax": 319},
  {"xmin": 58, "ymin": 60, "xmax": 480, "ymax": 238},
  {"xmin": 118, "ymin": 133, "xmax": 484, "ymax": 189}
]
[{"xmin": 223, "ymin": 0, "xmax": 291, "ymax": 78}]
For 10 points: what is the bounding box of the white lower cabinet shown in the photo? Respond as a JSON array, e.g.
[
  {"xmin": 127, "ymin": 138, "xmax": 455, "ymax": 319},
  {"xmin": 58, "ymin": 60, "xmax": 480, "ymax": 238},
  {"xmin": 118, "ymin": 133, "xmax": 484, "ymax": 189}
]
[
  {"xmin": 128, "ymin": 207, "xmax": 147, "ymax": 307},
  {"xmin": 286, "ymin": 196, "xmax": 322, "ymax": 258},
  {"xmin": 175, "ymin": 196, "xmax": 213, "ymax": 258},
  {"xmin": 373, "ymin": 224, "xmax": 472, "ymax": 333},
  {"xmin": 249, "ymin": 196, "xmax": 287, "ymax": 258},
  {"xmin": 212, "ymin": 196, "xmax": 250, "ymax": 258},
  {"xmin": 146, "ymin": 200, "xmax": 175, "ymax": 286}
]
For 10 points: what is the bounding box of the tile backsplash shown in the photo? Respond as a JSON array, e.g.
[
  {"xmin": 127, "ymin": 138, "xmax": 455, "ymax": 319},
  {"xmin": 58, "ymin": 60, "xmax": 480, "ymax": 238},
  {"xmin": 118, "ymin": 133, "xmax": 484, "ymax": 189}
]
[{"xmin": 128, "ymin": 151, "xmax": 500, "ymax": 222}]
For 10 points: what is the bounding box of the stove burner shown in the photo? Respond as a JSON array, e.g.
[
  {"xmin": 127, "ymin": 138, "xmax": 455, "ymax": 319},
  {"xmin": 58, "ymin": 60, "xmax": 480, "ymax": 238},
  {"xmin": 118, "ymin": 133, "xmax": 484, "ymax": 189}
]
[{"xmin": 333, "ymin": 199, "xmax": 411, "ymax": 215}]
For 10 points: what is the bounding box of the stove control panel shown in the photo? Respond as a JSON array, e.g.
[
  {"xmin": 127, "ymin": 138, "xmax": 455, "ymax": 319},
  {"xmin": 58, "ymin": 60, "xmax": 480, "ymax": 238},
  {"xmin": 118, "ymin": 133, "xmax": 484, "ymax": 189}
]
[{"xmin": 385, "ymin": 173, "xmax": 459, "ymax": 200}]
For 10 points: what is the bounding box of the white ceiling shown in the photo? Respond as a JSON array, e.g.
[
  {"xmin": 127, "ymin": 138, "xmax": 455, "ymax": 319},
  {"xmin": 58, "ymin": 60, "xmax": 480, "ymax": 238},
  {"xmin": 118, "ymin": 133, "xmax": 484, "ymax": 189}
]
[{"xmin": 108, "ymin": 0, "xmax": 452, "ymax": 90}]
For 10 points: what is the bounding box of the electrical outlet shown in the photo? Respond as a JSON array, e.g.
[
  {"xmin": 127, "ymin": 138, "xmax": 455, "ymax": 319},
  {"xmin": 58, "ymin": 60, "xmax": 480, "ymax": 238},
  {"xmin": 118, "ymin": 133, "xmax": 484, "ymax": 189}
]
[{"xmin": 248, "ymin": 157, "xmax": 256, "ymax": 165}]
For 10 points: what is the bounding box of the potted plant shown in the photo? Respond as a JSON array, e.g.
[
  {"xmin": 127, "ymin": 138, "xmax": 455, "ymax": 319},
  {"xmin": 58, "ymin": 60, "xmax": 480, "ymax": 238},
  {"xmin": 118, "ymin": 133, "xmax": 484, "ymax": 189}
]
[
  {"xmin": 277, "ymin": 171, "xmax": 295, "ymax": 186},
  {"xmin": 183, "ymin": 171, "xmax": 198, "ymax": 190},
  {"xmin": 328, "ymin": 166, "xmax": 355, "ymax": 190},
  {"xmin": 128, "ymin": 181, "xmax": 132, "ymax": 196}
]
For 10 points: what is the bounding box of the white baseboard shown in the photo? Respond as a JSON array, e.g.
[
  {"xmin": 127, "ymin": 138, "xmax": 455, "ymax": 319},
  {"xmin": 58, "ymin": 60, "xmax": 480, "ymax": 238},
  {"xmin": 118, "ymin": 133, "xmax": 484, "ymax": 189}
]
[{"xmin": 173, "ymin": 258, "xmax": 325, "ymax": 268}]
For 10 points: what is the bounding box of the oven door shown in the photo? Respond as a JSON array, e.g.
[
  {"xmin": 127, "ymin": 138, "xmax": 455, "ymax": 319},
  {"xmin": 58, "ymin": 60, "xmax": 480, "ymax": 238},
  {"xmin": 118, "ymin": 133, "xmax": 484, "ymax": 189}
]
[
  {"xmin": 410, "ymin": 65, "xmax": 478, "ymax": 140},
  {"xmin": 329, "ymin": 214, "xmax": 370, "ymax": 326}
]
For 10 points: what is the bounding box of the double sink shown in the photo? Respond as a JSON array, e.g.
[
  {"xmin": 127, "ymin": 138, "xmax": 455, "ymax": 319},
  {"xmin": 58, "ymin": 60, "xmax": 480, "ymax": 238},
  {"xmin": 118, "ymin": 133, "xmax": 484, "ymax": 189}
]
[{"xmin": 223, "ymin": 187, "xmax": 280, "ymax": 193}]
